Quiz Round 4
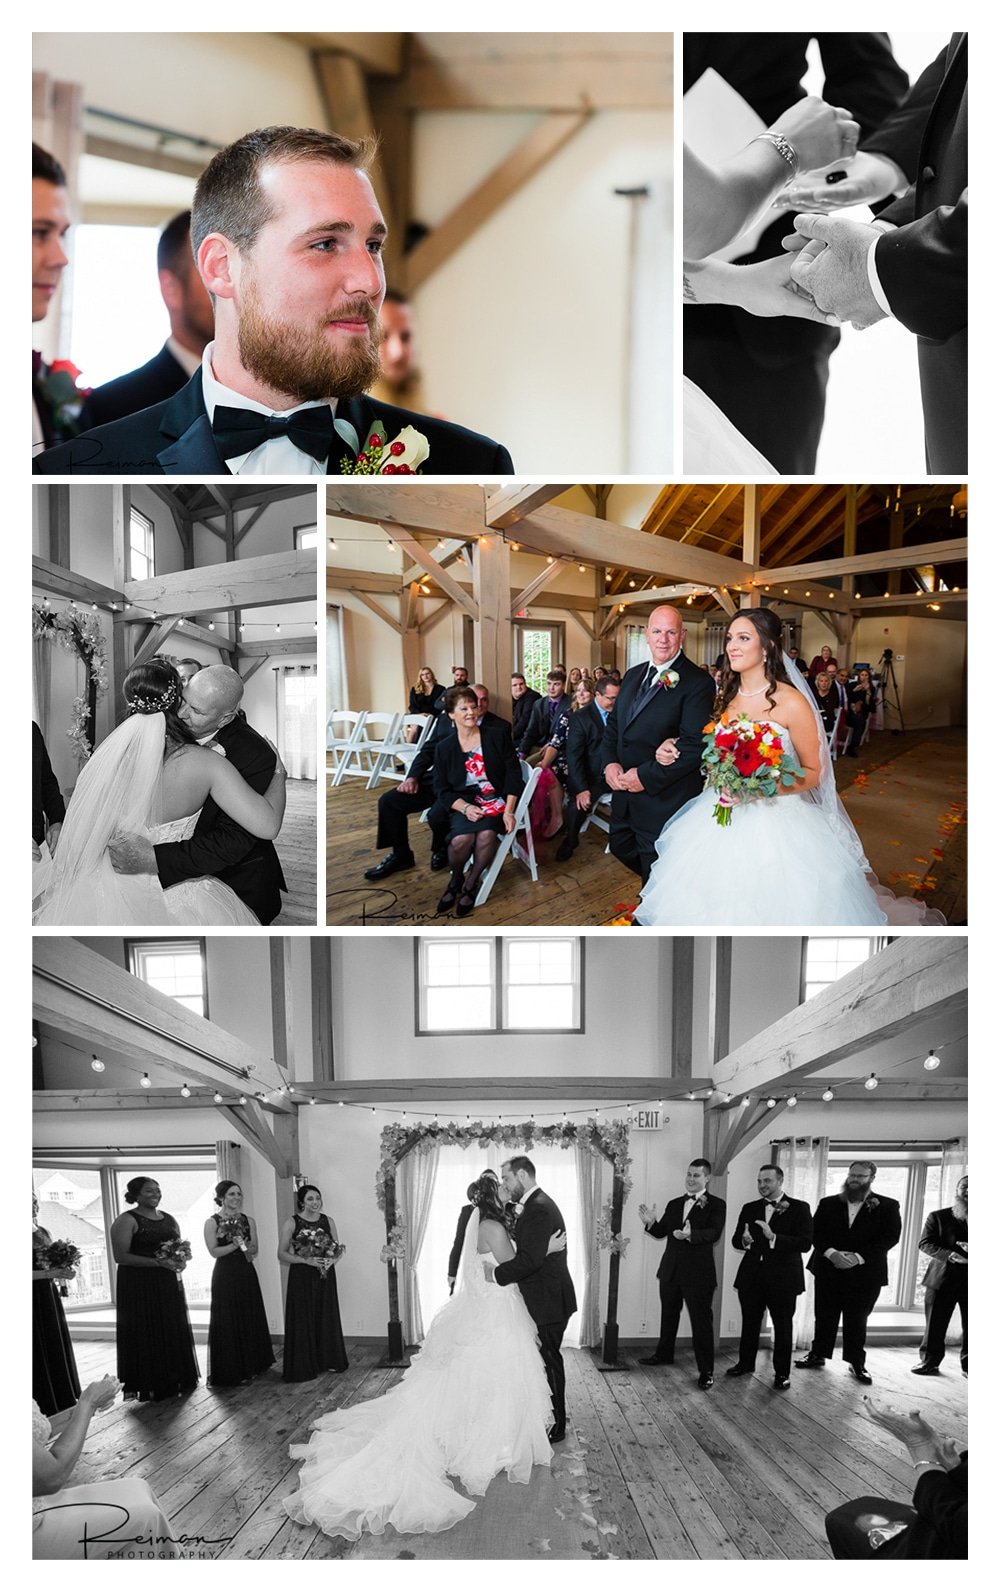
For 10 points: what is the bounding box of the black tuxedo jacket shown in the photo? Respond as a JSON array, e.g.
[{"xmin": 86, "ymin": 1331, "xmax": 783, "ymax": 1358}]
[
  {"xmin": 517, "ymin": 693, "xmax": 570, "ymax": 757},
  {"xmin": 868, "ymin": 33, "xmax": 967, "ymax": 471},
  {"xmin": 731, "ymin": 1196, "xmax": 813, "ymax": 1297},
  {"xmin": 683, "ymin": 34, "xmax": 909, "ymax": 364},
  {"xmin": 511, "ymin": 688, "xmax": 542, "ymax": 744},
  {"xmin": 494, "ymin": 1189, "xmax": 577, "ymax": 1327},
  {"xmin": 432, "ymin": 719, "xmax": 522, "ymax": 810},
  {"xmin": 807, "ymin": 1192, "xmax": 902, "ymax": 1287},
  {"xmin": 876, "ymin": 1456, "xmax": 967, "ymax": 1560},
  {"xmin": 599, "ymin": 654, "xmax": 715, "ymax": 839},
  {"xmin": 448, "ymin": 1204, "xmax": 474, "ymax": 1280},
  {"xmin": 153, "ymin": 716, "xmax": 287, "ymax": 923},
  {"xmin": 409, "ymin": 710, "xmax": 510, "ymax": 789},
  {"xmin": 647, "ymin": 1192, "xmax": 726, "ymax": 1288},
  {"xmin": 565, "ymin": 701, "xmax": 611, "ymax": 796},
  {"xmin": 80, "ymin": 342, "xmax": 190, "ymax": 430},
  {"xmin": 34, "ymin": 369, "xmax": 514, "ymax": 476},
  {"xmin": 918, "ymin": 1206, "xmax": 967, "ymax": 1291},
  {"xmin": 32, "ymin": 722, "xmax": 66, "ymax": 844}
]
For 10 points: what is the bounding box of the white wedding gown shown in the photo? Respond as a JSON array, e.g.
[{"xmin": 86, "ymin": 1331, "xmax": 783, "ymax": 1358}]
[
  {"xmin": 635, "ymin": 719, "xmax": 945, "ymax": 927},
  {"xmin": 684, "ymin": 376, "xmax": 777, "ymax": 475},
  {"xmin": 283, "ymin": 1216, "xmax": 552, "ymax": 1540}
]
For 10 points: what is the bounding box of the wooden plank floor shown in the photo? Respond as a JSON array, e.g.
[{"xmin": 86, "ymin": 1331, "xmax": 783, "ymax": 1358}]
[
  {"xmin": 274, "ymin": 778, "xmax": 317, "ymax": 926},
  {"xmin": 66, "ymin": 1340, "xmax": 967, "ymax": 1560},
  {"xmin": 325, "ymin": 729, "xmax": 966, "ymax": 926}
]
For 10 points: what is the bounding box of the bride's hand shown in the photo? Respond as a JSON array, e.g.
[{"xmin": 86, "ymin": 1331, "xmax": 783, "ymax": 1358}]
[
  {"xmin": 655, "ymin": 738, "xmax": 680, "ymax": 766},
  {"xmin": 715, "ymin": 255, "xmax": 839, "ymax": 325},
  {"xmin": 769, "ymin": 97, "xmax": 859, "ymax": 178},
  {"xmin": 546, "ymin": 1229, "xmax": 567, "ymax": 1256}
]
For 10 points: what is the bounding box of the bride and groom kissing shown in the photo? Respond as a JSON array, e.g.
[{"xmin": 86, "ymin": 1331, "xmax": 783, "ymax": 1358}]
[
  {"xmin": 35, "ymin": 659, "xmax": 287, "ymax": 925},
  {"xmin": 283, "ymin": 1159, "xmax": 576, "ymax": 1540}
]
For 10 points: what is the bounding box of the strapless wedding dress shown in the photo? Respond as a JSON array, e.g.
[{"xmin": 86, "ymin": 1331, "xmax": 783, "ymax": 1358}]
[
  {"xmin": 282, "ymin": 1250, "xmax": 552, "ymax": 1540},
  {"xmin": 34, "ymin": 813, "xmax": 259, "ymax": 926},
  {"xmin": 635, "ymin": 720, "xmax": 945, "ymax": 927},
  {"xmin": 683, "ymin": 377, "xmax": 776, "ymax": 474}
]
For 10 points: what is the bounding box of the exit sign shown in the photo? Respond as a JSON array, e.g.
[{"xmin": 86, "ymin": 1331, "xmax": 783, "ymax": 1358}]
[{"xmin": 628, "ymin": 1107, "xmax": 666, "ymax": 1131}]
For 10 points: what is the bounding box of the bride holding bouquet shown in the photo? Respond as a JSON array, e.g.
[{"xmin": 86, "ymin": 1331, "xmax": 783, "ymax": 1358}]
[{"xmin": 635, "ymin": 608, "xmax": 943, "ymax": 927}]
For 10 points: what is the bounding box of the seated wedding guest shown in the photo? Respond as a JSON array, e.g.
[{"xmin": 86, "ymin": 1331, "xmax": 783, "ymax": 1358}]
[
  {"xmin": 79, "ymin": 210, "xmax": 214, "ymax": 428},
  {"xmin": 567, "ymin": 666, "xmax": 583, "ymax": 693},
  {"xmin": 363, "ymin": 684, "xmax": 507, "ymax": 882},
  {"xmin": 534, "ymin": 701, "xmax": 573, "ymax": 842},
  {"xmin": 824, "ymin": 1400, "xmax": 967, "ymax": 1558},
  {"xmin": 834, "ymin": 665, "xmax": 853, "ymax": 710},
  {"xmin": 110, "ymin": 1176, "xmax": 199, "ymax": 1402},
  {"xmin": 32, "ymin": 721, "xmax": 64, "ymax": 862},
  {"xmin": 36, "ymin": 127, "xmax": 513, "ymax": 476},
  {"xmin": 33, "ymin": 1191, "xmax": 80, "ymax": 1416},
  {"xmin": 556, "ymin": 674, "xmax": 620, "ymax": 862},
  {"xmin": 517, "ymin": 670, "xmax": 569, "ymax": 758},
  {"xmin": 511, "ymin": 672, "xmax": 541, "ymax": 743},
  {"xmin": 787, "ymin": 645, "xmax": 809, "ymax": 676},
  {"xmin": 33, "ymin": 1375, "xmax": 180, "ymax": 1559},
  {"xmin": 811, "ymin": 670, "xmax": 840, "ymax": 734},
  {"xmin": 432, "ymin": 686, "xmax": 521, "ymax": 917},
  {"xmin": 32, "ymin": 144, "xmax": 74, "ymax": 455},
  {"xmin": 914, "ymin": 1174, "xmax": 967, "ymax": 1377},
  {"xmin": 447, "ymin": 1169, "xmax": 502, "ymax": 1294},
  {"xmin": 203, "ymin": 1180, "xmax": 275, "ymax": 1387},
  {"xmin": 593, "ymin": 664, "xmax": 608, "ymax": 683},
  {"xmin": 451, "ymin": 665, "xmax": 470, "ymax": 687},
  {"xmin": 846, "ymin": 667, "xmax": 879, "ymax": 756},
  {"xmin": 279, "ymin": 1185, "xmax": 348, "ymax": 1382},
  {"xmin": 809, "ymin": 644, "xmax": 838, "ymax": 679},
  {"xmin": 406, "ymin": 665, "xmax": 446, "ymax": 739}
]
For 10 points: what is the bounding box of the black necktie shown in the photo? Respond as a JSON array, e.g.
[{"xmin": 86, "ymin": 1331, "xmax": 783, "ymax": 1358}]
[{"xmin": 212, "ymin": 403, "xmax": 334, "ymax": 464}]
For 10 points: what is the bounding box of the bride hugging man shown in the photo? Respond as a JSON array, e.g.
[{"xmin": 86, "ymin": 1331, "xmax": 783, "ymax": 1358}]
[{"xmin": 35, "ymin": 660, "xmax": 287, "ymax": 926}]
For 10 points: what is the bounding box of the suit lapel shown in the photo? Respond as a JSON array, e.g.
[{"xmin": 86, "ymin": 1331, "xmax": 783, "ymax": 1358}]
[
  {"xmin": 625, "ymin": 653, "xmax": 686, "ymax": 728},
  {"xmin": 155, "ymin": 372, "xmax": 228, "ymax": 475}
]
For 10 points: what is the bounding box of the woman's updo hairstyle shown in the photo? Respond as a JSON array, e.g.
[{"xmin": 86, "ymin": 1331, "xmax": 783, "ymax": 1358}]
[
  {"xmin": 714, "ymin": 607, "xmax": 791, "ymax": 719},
  {"xmin": 122, "ymin": 660, "xmax": 196, "ymax": 749},
  {"xmin": 295, "ymin": 1184, "xmax": 322, "ymax": 1212},
  {"xmin": 123, "ymin": 1176, "xmax": 154, "ymax": 1204},
  {"xmin": 214, "ymin": 1180, "xmax": 240, "ymax": 1206}
]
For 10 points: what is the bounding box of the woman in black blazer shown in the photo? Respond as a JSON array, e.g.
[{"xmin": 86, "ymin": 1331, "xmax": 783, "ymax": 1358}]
[
  {"xmin": 406, "ymin": 666, "xmax": 446, "ymax": 741},
  {"xmin": 432, "ymin": 687, "xmax": 521, "ymax": 917}
]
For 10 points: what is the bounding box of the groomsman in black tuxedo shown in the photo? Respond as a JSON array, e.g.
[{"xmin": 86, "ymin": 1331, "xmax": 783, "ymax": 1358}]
[
  {"xmin": 796, "ymin": 1160, "xmax": 901, "ymax": 1384},
  {"xmin": 914, "ymin": 1173, "xmax": 967, "ymax": 1376},
  {"xmin": 36, "ymin": 126, "xmax": 513, "ymax": 476},
  {"xmin": 495, "ymin": 1157, "xmax": 577, "ymax": 1441},
  {"xmin": 601, "ymin": 607, "xmax": 715, "ymax": 885},
  {"xmin": 726, "ymin": 1164, "xmax": 813, "ymax": 1390},
  {"xmin": 638, "ymin": 1159, "xmax": 726, "ymax": 1389}
]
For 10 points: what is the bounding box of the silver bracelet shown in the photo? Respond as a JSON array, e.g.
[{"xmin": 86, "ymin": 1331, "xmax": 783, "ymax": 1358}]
[{"xmin": 754, "ymin": 131, "xmax": 799, "ymax": 179}]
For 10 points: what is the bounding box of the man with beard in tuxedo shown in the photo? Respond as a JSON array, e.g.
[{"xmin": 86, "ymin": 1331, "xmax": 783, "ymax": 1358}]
[
  {"xmin": 495, "ymin": 1157, "xmax": 576, "ymax": 1442},
  {"xmin": 601, "ymin": 606, "xmax": 715, "ymax": 885},
  {"xmin": 796, "ymin": 1160, "xmax": 901, "ymax": 1384},
  {"xmin": 107, "ymin": 665, "xmax": 286, "ymax": 923},
  {"xmin": 638, "ymin": 1159, "xmax": 726, "ymax": 1390},
  {"xmin": 36, "ymin": 126, "xmax": 513, "ymax": 476},
  {"xmin": 726, "ymin": 1164, "xmax": 813, "ymax": 1390},
  {"xmin": 913, "ymin": 1173, "xmax": 967, "ymax": 1376}
]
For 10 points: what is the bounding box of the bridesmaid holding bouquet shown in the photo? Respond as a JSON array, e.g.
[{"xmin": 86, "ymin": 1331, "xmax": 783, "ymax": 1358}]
[
  {"xmin": 204, "ymin": 1180, "xmax": 275, "ymax": 1386},
  {"xmin": 279, "ymin": 1185, "xmax": 348, "ymax": 1382}
]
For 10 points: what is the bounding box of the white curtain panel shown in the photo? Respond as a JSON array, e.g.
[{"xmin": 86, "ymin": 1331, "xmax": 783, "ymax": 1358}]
[
  {"xmin": 773, "ymin": 1135, "xmax": 829, "ymax": 1351},
  {"xmin": 573, "ymin": 1143, "xmax": 602, "ymax": 1349},
  {"xmin": 275, "ymin": 664, "xmax": 317, "ymax": 780},
  {"xmin": 398, "ymin": 1143, "xmax": 440, "ymax": 1344}
]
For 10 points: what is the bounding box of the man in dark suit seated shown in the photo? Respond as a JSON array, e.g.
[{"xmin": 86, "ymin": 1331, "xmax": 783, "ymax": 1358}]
[
  {"xmin": 107, "ymin": 665, "xmax": 286, "ymax": 923},
  {"xmin": 555, "ymin": 673, "xmax": 620, "ymax": 863},
  {"xmin": 726, "ymin": 1163, "xmax": 813, "ymax": 1390},
  {"xmin": 36, "ymin": 126, "xmax": 513, "ymax": 477},
  {"xmin": 516, "ymin": 670, "xmax": 568, "ymax": 758},
  {"xmin": 363, "ymin": 684, "xmax": 509, "ymax": 882},
  {"xmin": 796, "ymin": 1160, "xmax": 902, "ymax": 1384},
  {"xmin": 80, "ymin": 211, "xmax": 214, "ymax": 429},
  {"xmin": 638, "ymin": 1158, "xmax": 726, "ymax": 1389},
  {"xmin": 510, "ymin": 672, "xmax": 541, "ymax": 744},
  {"xmin": 913, "ymin": 1173, "xmax": 967, "ymax": 1376}
]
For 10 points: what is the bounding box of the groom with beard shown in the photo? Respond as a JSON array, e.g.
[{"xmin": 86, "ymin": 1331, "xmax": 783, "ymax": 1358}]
[
  {"xmin": 35, "ymin": 126, "xmax": 513, "ymax": 476},
  {"xmin": 495, "ymin": 1157, "xmax": 576, "ymax": 1442},
  {"xmin": 107, "ymin": 664, "xmax": 286, "ymax": 923},
  {"xmin": 601, "ymin": 606, "xmax": 716, "ymax": 885}
]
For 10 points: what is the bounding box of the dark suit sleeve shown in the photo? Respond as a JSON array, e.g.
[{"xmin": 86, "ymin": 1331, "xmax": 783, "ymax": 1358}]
[
  {"xmin": 814, "ymin": 34, "xmax": 909, "ymax": 138},
  {"xmin": 905, "ymin": 1459, "xmax": 968, "ymax": 1557},
  {"xmin": 635, "ymin": 672, "xmax": 715, "ymax": 797},
  {"xmin": 863, "ymin": 45, "xmax": 947, "ymax": 179},
  {"xmin": 688, "ymin": 1196, "xmax": 726, "ymax": 1247},
  {"xmin": 487, "ymin": 723, "xmax": 523, "ymax": 802},
  {"xmin": 517, "ymin": 699, "xmax": 544, "ymax": 758},
  {"xmin": 565, "ymin": 713, "xmax": 589, "ymax": 795},
  {"xmin": 811, "ymin": 1198, "xmax": 837, "ymax": 1255},
  {"xmin": 731, "ymin": 1204, "xmax": 753, "ymax": 1251},
  {"xmin": 645, "ymin": 1202, "xmax": 673, "ymax": 1241},
  {"xmin": 33, "ymin": 723, "xmax": 66, "ymax": 837},
  {"xmin": 918, "ymin": 1210, "xmax": 953, "ymax": 1261},
  {"xmin": 493, "ymin": 1200, "xmax": 553, "ymax": 1288},
  {"xmin": 448, "ymin": 1207, "xmax": 471, "ymax": 1278},
  {"xmin": 154, "ymin": 734, "xmax": 276, "ymax": 887},
  {"xmin": 854, "ymin": 1199, "xmax": 903, "ymax": 1266},
  {"xmin": 874, "ymin": 195, "xmax": 967, "ymax": 341},
  {"xmin": 432, "ymin": 738, "xmax": 465, "ymax": 809},
  {"xmin": 773, "ymin": 1200, "xmax": 813, "ymax": 1255}
]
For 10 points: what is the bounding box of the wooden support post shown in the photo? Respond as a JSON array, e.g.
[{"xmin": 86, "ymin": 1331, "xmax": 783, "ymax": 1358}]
[
  {"xmin": 473, "ymin": 533, "xmax": 512, "ymax": 708},
  {"xmin": 671, "ymin": 938, "xmax": 694, "ymax": 1079},
  {"xmin": 48, "ymin": 485, "xmax": 71, "ymax": 567},
  {"xmin": 598, "ymin": 1170, "xmax": 627, "ymax": 1369},
  {"xmin": 269, "ymin": 939, "xmax": 294, "ymax": 1078},
  {"xmin": 310, "ymin": 939, "xmax": 335, "ymax": 1082}
]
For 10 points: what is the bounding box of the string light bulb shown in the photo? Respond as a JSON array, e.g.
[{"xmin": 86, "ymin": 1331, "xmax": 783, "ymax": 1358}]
[
  {"xmin": 766, "ymin": 1096, "xmax": 777, "ymax": 1109},
  {"xmin": 90, "ymin": 1055, "xmax": 105, "ymax": 1073},
  {"xmin": 140, "ymin": 1073, "xmax": 152, "ymax": 1089},
  {"xmin": 923, "ymin": 1049, "xmax": 941, "ymax": 1071},
  {"xmin": 787, "ymin": 1094, "xmax": 798, "ymax": 1108},
  {"xmin": 864, "ymin": 1073, "xmax": 879, "ymax": 1091},
  {"xmin": 180, "ymin": 1084, "xmax": 191, "ymax": 1098},
  {"xmin": 213, "ymin": 1091, "xmax": 223, "ymax": 1104},
  {"xmin": 822, "ymin": 1087, "xmax": 835, "ymax": 1102}
]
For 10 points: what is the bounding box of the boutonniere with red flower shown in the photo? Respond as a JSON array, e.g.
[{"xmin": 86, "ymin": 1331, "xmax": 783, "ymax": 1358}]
[
  {"xmin": 335, "ymin": 418, "xmax": 429, "ymax": 475},
  {"xmin": 657, "ymin": 669, "xmax": 680, "ymax": 690},
  {"xmin": 33, "ymin": 354, "xmax": 90, "ymax": 439}
]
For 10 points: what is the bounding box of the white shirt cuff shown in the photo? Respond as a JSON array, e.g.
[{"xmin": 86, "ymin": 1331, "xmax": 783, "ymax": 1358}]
[{"xmin": 867, "ymin": 233, "xmax": 895, "ymax": 320}]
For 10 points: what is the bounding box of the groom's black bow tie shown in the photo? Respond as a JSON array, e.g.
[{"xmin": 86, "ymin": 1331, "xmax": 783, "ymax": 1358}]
[{"xmin": 212, "ymin": 403, "xmax": 334, "ymax": 463}]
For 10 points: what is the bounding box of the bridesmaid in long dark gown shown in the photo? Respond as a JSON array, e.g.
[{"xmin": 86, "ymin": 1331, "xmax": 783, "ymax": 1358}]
[
  {"xmin": 110, "ymin": 1176, "xmax": 199, "ymax": 1402},
  {"xmin": 32, "ymin": 1193, "xmax": 81, "ymax": 1416},
  {"xmin": 278, "ymin": 1184, "xmax": 348, "ymax": 1382},
  {"xmin": 204, "ymin": 1180, "xmax": 275, "ymax": 1386}
]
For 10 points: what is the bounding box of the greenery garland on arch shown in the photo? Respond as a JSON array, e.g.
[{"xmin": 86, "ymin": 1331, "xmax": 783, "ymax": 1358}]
[{"xmin": 32, "ymin": 602, "xmax": 109, "ymax": 762}]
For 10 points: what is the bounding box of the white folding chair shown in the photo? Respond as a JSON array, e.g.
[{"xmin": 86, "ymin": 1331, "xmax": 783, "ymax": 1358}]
[
  {"xmin": 327, "ymin": 710, "xmax": 367, "ymax": 786},
  {"xmin": 333, "ymin": 710, "xmax": 401, "ymax": 785},
  {"xmin": 579, "ymin": 790, "xmax": 612, "ymax": 837},
  {"xmin": 473, "ymin": 762, "xmax": 541, "ymax": 907},
  {"xmin": 367, "ymin": 712, "xmax": 432, "ymax": 788}
]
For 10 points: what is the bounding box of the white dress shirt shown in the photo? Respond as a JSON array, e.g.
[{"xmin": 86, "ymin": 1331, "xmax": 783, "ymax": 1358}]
[{"xmin": 200, "ymin": 343, "xmax": 336, "ymax": 475}]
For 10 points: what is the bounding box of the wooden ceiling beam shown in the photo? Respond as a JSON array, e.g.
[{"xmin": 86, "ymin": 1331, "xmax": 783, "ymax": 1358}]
[
  {"xmin": 326, "ymin": 482, "xmax": 488, "ymax": 538},
  {"xmin": 124, "ymin": 550, "xmax": 315, "ymax": 615},
  {"xmin": 486, "ymin": 484, "xmax": 567, "ymax": 529},
  {"xmin": 515, "ymin": 504, "xmax": 752, "ymax": 587},
  {"xmin": 758, "ymin": 538, "xmax": 968, "ymax": 586}
]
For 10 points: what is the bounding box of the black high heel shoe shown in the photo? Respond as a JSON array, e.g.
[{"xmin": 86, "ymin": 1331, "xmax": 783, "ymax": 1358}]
[
  {"xmin": 455, "ymin": 886, "xmax": 478, "ymax": 918},
  {"xmin": 436, "ymin": 877, "xmax": 462, "ymax": 914}
]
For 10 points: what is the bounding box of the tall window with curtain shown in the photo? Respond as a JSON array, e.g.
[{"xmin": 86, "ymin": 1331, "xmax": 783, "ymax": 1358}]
[{"xmin": 274, "ymin": 663, "xmax": 317, "ymax": 780}]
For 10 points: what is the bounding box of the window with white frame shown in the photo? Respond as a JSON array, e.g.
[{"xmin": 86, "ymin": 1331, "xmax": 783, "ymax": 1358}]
[
  {"xmin": 127, "ymin": 939, "xmax": 208, "ymax": 1016},
  {"xmin": 802, "ymin": 936, "xmax": 886, "ymax": 1002},
  {"xmin": 295, "ymin": 521, "xmax": 318, "ymax": 550},
  {"xmin": 416, "ymin": 937, "xmax": 584, "ymax": 1034},
  {"xmin": 129, "ymin": 506, "xmax": 155, "ymax": 582}
]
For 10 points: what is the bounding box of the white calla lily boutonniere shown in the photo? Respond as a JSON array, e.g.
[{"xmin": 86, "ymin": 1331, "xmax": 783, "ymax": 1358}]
[
  {"xmin": 657, "ymin": 669, "xmax": 681, "ymax": 691},
  {"xmin": 335, "ymin": 418, "xmax": 430, "ymax": 475}
]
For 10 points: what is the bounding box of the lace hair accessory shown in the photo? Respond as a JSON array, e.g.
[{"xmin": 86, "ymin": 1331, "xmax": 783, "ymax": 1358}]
[{"xmin": 125, "ymin": 680, "xmax": 180, "ymax": 715}]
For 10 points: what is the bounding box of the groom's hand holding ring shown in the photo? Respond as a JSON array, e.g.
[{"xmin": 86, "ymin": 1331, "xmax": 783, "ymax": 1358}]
[{"xmin": 108, "ymin": 833, "xmax": 157, "ymax": 875}]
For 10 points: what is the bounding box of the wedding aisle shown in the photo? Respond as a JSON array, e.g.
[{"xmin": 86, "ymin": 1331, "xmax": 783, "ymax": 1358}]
[{"xmin": 68, "ymin": 1339, "xmax": 968, "ymax": 1559}]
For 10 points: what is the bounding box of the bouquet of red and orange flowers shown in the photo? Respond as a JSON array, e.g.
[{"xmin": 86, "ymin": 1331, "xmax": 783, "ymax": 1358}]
[{"xmin": 702, "ymin": 715, "xmax": 804, "ymax": 827}]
